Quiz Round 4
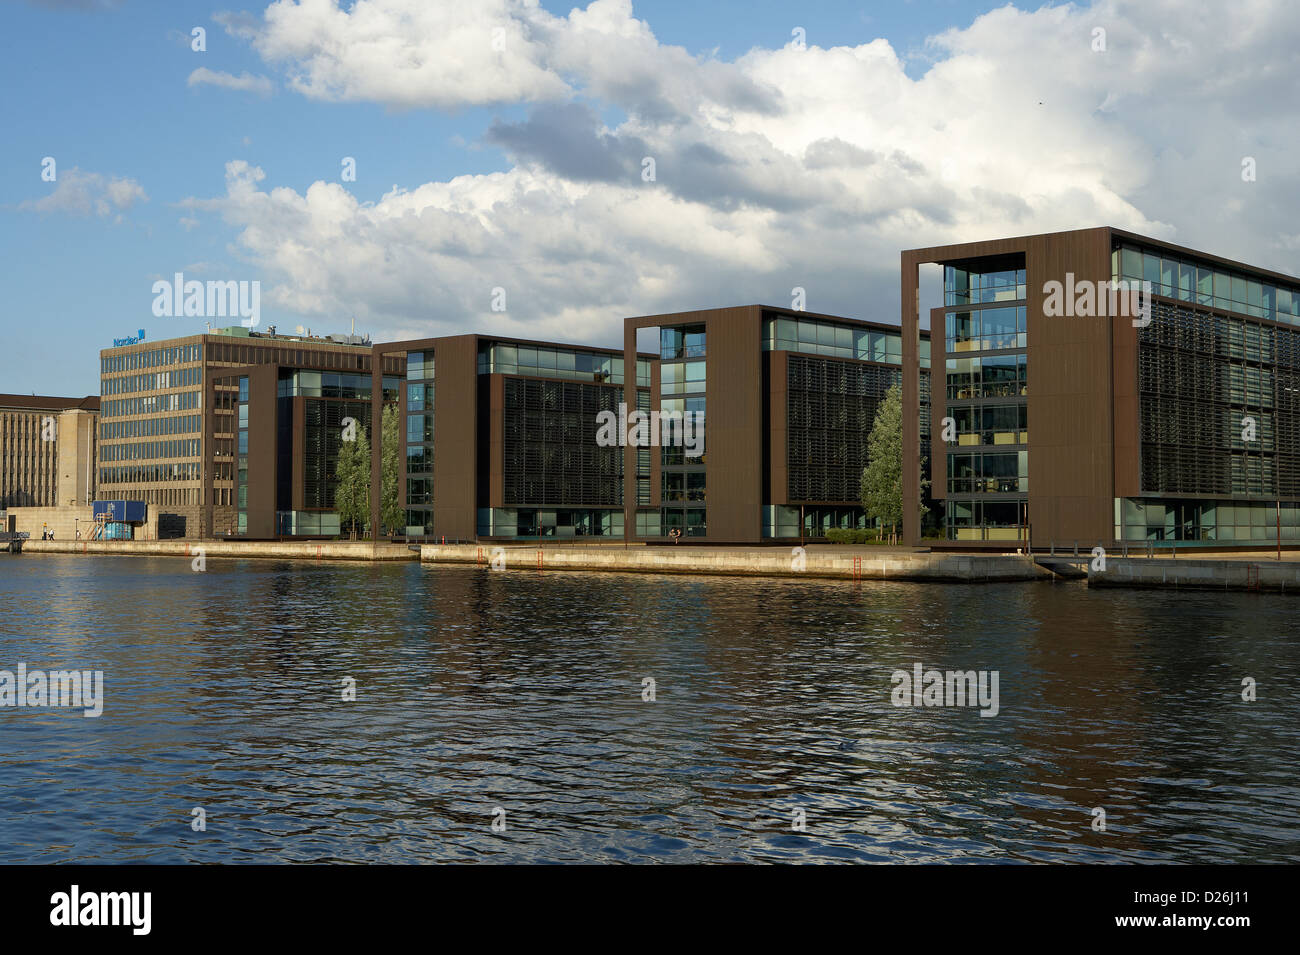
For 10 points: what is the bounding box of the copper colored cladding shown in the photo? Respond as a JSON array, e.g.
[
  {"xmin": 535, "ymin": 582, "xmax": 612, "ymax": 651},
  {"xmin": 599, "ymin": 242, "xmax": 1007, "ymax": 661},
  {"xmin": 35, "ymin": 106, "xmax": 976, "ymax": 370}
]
[
  {"xmin": 1112, "ymin": 293, "xmax": 1140, "ymax": 501},
  {"xmin": 623, "ymin": 304, "xmax": 928, "ymax": 543},
  {"xmin": 903, "ymin": 227, "xmax": 1119, "ymax": 547},
  {"xmin": 243, "ymin": 365, "xmax": 280, "ymax": 538},
  {"xmin": 766, "ymin": 350, "xmax": 789, "ymax": 507},
  {"xmin": 430, "ymin": 335, "xmax": 478, "ymax": 541},
  {"xmin": 200, "ymin": 338, "xmax": 386, "ymax": 538},
  {"xmin": 624, "ymin": 305, "xmax": 763, "ymax": 543},
  {"xmin": 373, "ymin": 333, "xmax": 650, "ymax": 541},
  {"xmin": 487, "ymin": 372, "xmax": 506, "ymax": 508},
  {"xmin": 899, "ymin": 225, "xmax": 1290, "ymax": 548}
]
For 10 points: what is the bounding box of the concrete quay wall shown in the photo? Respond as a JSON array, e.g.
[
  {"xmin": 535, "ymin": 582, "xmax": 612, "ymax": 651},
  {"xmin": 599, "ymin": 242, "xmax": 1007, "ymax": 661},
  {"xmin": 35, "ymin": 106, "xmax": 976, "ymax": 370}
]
[
  {"xmin": 19, "ymin": 540, "xmax": 417, "ymax": 561},
  {"xmin": 420, "ymin": 544, "xmax": 1051, "ymax": 582}
]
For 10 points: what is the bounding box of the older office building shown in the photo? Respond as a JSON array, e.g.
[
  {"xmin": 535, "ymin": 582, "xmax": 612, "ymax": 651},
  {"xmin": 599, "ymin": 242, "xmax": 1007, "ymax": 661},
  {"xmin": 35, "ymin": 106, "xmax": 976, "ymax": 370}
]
[
  {"xmin": 99, "ymin": 326, "xmax": 401, "ymax": 537},
  {"xmin": 0, "ymin": 394, "xmax": 99, "ymax": 508},
  {"xmin": 621, "ymin": 305, "xmax": 932, "ymax": 543},
  {"xmin": 902, "ymin": 226, "xmax": 1300, "ymax": 548}
]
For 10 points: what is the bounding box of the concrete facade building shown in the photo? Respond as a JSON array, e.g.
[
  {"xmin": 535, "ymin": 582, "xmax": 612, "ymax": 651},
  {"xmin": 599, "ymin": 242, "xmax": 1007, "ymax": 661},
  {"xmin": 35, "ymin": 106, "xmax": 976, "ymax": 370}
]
[{"xmin": 0, "ymin": 394, "xmax": 99, "ymax": 509}]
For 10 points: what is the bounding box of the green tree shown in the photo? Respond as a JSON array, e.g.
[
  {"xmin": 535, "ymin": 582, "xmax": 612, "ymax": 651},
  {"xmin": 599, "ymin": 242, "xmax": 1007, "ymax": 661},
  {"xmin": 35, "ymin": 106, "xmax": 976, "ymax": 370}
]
[
  {"xmin": 860, "ymin": 384, "xmax": 927, "ymax": 544},
  {"xmin": 335, "ymin": 422, "xmax": 371, "ymax": 540},
  {"xmin": 380, "ymin": 403, "xmax": 404, "ymax": 537}
]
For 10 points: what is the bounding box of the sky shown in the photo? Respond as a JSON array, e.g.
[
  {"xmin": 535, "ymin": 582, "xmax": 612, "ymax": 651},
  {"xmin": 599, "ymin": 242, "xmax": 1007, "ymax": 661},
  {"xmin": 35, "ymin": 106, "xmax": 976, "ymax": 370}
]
[{"xmin": 3, "ymin": 0, "xmax": 1299, "ymax": 398}]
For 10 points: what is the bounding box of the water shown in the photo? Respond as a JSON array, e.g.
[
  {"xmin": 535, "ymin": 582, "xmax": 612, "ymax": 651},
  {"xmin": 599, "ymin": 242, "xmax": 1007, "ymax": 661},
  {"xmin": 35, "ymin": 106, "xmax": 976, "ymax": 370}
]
[{"xmin": 1, "ymin": 554, "xmax": 1297, "ymax": 863}]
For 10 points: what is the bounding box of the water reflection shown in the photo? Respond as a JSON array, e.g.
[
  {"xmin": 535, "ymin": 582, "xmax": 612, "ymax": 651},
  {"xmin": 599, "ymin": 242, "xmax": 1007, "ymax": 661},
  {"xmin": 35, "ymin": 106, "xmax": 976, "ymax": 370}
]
[{"xmin": 0, "ymin": 555, "xmax": 1295, "ymax": 863}]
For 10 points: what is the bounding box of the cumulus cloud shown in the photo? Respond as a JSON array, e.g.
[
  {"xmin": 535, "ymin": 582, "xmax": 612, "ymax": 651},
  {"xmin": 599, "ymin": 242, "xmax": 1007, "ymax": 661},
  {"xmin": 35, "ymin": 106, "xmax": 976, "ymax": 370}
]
[
  {"xmin": 21, "ymin": 167, "xmax": 147, "ymax": 220},
  {"xmin": 187, "ymin": 67, "xmax": 273, "ymax": 95},
  {"xmin": 185, "ymin": 0, "xmax": 1300, "ymax": 342}
]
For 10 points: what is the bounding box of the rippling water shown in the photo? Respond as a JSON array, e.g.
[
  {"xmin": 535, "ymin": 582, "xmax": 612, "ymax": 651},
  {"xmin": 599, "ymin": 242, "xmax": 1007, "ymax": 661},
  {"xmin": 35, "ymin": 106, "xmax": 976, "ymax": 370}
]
[{"xmin": 1, "ymin": 553, "xmax": 1297, "ymax": 863}]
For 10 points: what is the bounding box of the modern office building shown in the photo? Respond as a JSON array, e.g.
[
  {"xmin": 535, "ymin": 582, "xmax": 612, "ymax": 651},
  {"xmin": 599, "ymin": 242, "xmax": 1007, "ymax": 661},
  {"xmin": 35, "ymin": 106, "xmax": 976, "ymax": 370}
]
[
  {"xmin": 370, "ymin": 334, "xmax": 653, "ymax": 542},
  {"xmin": 99, "ymin": 326, "xmax": 401, "ymax": 538},
  {"xmin": 902, "ymin": 226, "xmax": 1300, "ymax": 548},
  {"xmin": 0, "ymin": 394, "xmax": 99, "ymax": 508},
  {"xmin": 91, "ymin": 228, "xmax": 1300, "ymax": 550},
  {"xmin": 621, "ymin": 305, "xmax": 932, "ymax": 543},
  {"xmin": 363, "ymin": 311, "xmax": 930, "ymax": 545}
]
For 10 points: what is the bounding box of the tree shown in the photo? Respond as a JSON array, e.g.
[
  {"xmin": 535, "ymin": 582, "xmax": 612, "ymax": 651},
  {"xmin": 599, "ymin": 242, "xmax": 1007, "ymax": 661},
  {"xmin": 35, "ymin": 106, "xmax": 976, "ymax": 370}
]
[
  {"xmin": 860, "ymin": 384, "xmax": 928, "ymax": 544},
  {"xmin": 335, "ymin": 423, "xmax": 371, "ymax": 540},
  {"xmin": 380, "ymin": 403, "xmax": 404, "ymax": 537}
]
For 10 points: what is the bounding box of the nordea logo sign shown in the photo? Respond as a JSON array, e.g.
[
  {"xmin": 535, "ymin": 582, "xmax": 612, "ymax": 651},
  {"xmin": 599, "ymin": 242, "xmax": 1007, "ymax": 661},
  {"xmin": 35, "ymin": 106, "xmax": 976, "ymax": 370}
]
[{"xmin": 112, "ymin": 329, "xmax": 146, "ymax": 347}]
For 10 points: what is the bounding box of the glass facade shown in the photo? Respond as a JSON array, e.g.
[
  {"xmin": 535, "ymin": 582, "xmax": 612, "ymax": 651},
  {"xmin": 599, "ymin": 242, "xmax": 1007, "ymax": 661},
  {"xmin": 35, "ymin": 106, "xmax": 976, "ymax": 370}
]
[
  {"xmin": 276, "ymin": 371, "xmax": 398, "ymax": 399},
  {"xmin": 1115, "ymin": 498, "xmax": 1300, "ymax": 543},
  {"xmin": 275, "ymin": 510, "xmax": 342, "ymax": 536},
  {"xmin": 478, "ymin": 343, "xmax": 625, "ymax": 384},
  {"xmin": 944, "ymin": 264, "xmax": 1029, "ymax": 541},
  {"xmin": 477, "ymin": 507, "xmax": 623, "ymax": 538},
  {"xmin": 945, "ymin": 306, "xmax": 1026, "ymax": 353},
  {"xmin": 405, "ymin": 351, "xmax": 434, "ymax": 536},
  {"xmin": 762, "ymin": 504, "xmax": 869, "ymax": 538},
  {"xmin": 945, "ymin": 267, "xmax": 1027, "ymax": 306},
  {"xmin": 763, "ymin": 316, "xmax": 931, "ymax": 368},
  {"xmin": 659, "ymin": 325, "xmax": 706, "ymax": 537},
  {"xmin": 1114, "ymin": 244, "xmax": 1300, "ymax": 324}
]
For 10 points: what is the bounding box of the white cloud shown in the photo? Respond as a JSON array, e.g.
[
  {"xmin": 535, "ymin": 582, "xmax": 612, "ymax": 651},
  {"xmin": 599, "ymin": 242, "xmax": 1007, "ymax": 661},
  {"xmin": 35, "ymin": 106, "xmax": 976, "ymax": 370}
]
[
  {"xmin": 187, "ymin": 67, "xmax": 273, "ymax": 96},
  {"xmin": 244, "ymin": 0, "xmax": 569, "ymax": 108},
  {"xmin": 185, "ymin": 0, "xmax": 1300, "ymax": 341},
  {"xmin": 21, "ymin": 167, "xmax": 147, "ymax": 219}
]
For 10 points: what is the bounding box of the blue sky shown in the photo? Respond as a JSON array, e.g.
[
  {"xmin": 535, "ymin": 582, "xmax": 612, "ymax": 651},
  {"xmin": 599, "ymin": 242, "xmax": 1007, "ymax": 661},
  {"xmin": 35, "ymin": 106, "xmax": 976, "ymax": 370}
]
[{"xmin": 3, "ymin": 0, "xmax": 1299, "ymax": 397}]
